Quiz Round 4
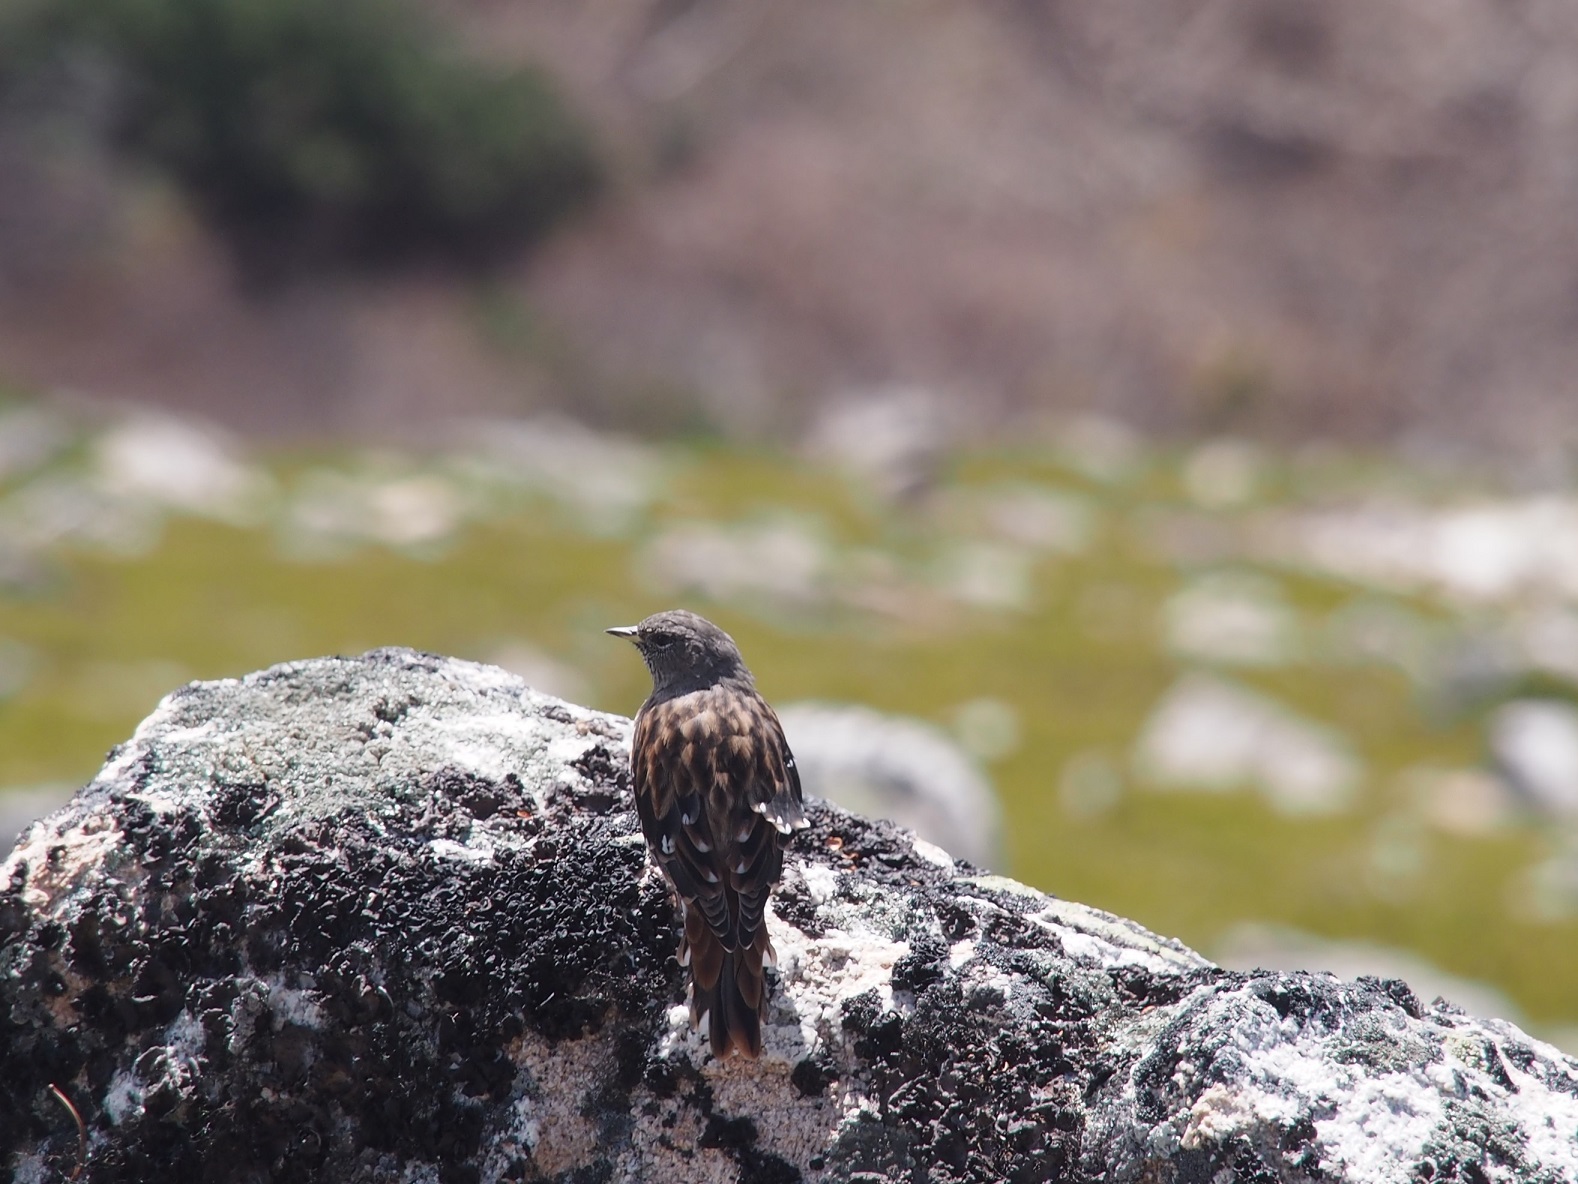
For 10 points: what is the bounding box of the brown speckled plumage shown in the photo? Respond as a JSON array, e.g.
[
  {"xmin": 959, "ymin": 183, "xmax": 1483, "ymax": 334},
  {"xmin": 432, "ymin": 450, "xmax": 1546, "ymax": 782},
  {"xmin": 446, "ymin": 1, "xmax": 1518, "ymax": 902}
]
[{"xmin": 609, "ymin": 610, "xmax": 805, "ymax": 1058}]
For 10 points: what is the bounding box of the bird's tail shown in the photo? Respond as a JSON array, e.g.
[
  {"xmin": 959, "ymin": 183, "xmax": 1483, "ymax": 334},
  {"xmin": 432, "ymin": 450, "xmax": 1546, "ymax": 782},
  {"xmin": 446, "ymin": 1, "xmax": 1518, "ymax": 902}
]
[{"xmin": 683, "ymin": 908, "xmax": 768, "ymax": 1058}]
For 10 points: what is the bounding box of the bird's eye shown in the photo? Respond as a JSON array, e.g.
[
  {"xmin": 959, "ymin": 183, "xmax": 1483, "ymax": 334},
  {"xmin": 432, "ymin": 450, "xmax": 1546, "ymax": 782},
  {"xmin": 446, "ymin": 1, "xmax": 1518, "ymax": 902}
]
[{"xmin": 646, "ymin": 631, "xmax": 674, "ymax": 649}]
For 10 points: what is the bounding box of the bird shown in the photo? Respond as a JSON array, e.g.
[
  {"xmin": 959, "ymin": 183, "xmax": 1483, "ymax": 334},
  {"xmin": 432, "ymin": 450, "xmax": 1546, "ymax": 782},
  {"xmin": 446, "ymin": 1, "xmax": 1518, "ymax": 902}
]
[{"xmin": 607, "ymin": 609, "xmax": 806, "ymax": 1058}]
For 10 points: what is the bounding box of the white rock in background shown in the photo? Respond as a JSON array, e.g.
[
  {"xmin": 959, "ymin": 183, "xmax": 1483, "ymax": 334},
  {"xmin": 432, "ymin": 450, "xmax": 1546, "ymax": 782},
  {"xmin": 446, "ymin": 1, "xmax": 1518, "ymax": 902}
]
[
  {"xmin": 94, "ymin": 413, "xmax": 273, "ymax": 525},
  {"xmin": 485, "ymin": 641, "xmax": 590, "ymax": 706},
  {"xmin": 1182, "ymin": 439, "xmax": 1263, "ymax": 509},
  {"xmin": 1059, "ymin": 750, "xmax": 1125, "ymax": 819},
  {"xmin": 1264, "ymin": 497, "xmax": 1578, "ymax": 604},
  {"xmin": 949, "ymin": 696, "xmax": 1021, "ymax": 762},
  {"xmin": 957, "ymin": 483, "xmax": 1097, "ymax": 554},
  {"xmin": 1396, "ymin": 764, "xmax": 1512, "ymax": 837},
  {"xmin": 459, "ymin": 416, "xmax": 668, "ymax": 535},
  {"xmin": 1133, "ymin": 673, "xmax": 1363, "ymax": 816},
  {"xmin": 1489, "ymin": 699, "xmax": 1578, "ymax": 818},
  {"xmin": 1507, "ymin": 848, "xmax": 1578, "ymax": 924},
  {"xmin": 280, "ymin": 467, "xmax": 468, "ymax": 557},
  {"xmin": 806, "ymin": 384, "xmax": 952, "ymax": 504},
  {"xmin": 1511, "ymin": 608, "xmax": 1578, "ymax": 685},
  {"xmin": 930, "ymin": 541, "xmax": 1034, "ymax": 611},
  {"xmin": 1137, "ymin": 507, "xmax": 1242, "ymax": 566},
  {"xmin": 777, "ymin": 701, "xmax": 1003, "ymax": 869},
  {"xmin": 1214, "ymin": 923, "xmax": 1525, "ymax": 1027},
  {"xmin": 0, "ymin": 472, "xmax": 163, "ymax": 557},
  {"xmin": 1163, "ymin": 571, "xmax": 1301, "ymax": 666},
  {"xmin": 637, "ymin": 516, "xmax": 832, "ymax": 610}
]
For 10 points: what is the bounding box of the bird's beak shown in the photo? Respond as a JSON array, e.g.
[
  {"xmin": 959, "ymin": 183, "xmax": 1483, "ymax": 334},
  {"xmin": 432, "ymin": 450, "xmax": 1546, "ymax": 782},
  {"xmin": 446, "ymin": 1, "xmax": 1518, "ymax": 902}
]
[{"xmin": 605, "ymin": 625, "xmax": 639, "ymax": 640}]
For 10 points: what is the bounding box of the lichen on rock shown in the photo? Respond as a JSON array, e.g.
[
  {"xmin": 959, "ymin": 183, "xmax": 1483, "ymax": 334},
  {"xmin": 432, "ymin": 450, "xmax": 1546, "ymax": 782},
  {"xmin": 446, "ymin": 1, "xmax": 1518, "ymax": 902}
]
[{"xmin": 2, "ymin": 648, "xmax": 1576, "ymax": 1183}]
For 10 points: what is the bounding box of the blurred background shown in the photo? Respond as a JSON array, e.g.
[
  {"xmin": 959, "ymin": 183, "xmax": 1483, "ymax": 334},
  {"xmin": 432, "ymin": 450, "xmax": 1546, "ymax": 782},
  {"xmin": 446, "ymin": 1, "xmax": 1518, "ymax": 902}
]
[{"xmin": 4, "ymin": 0, "xmax": 1578, "ymax": 1049}]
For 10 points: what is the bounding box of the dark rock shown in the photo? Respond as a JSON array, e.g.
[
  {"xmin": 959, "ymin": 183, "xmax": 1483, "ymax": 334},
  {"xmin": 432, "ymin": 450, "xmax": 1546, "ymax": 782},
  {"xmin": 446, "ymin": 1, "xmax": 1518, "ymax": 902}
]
[{"xmin": 3, "ymin": 648, "xmax": 1577, "ymax": 1183}]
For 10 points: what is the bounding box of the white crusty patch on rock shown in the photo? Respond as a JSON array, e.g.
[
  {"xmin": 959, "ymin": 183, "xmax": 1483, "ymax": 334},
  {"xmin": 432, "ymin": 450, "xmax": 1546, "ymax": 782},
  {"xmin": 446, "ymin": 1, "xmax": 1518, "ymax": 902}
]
[
  {"xmin": 428, "ymin": 836, "xmax": 495, "ymax": 865},
  {"xmin": 1168, "ymin": 1001, "xmax": 1445, "ymax": 1170},
  {"xmin": 261, "ymin": 977, "xmax": 328, "ymax": 1031},
  {"xmin": 797, "ymin": 861, "xmax": 841, "ymax": 907},
  {"xmin": 498, "ymin": 1036, "xmax": 614, "ymax": 1179},
  {"xmin": 772, "ymin": 920, "xmax": 911, "ymax": 1053},
  {"xmin": 652, "ymin": 899, "xmax": 914, "ymax": 1067},
  {"xmin": 102, "ymin": 1009, "xmax": 209, "ymax": 1126},
  {"xmin": 2, "ymin": 810, "xmax": 127, "ymax": 911},
  {"xmin": 415, "ymin": 716, "xmax": 545, "ymax": 786},
  {"xmin": 1057, "ymin": 928, "xmax": 1180, "ymax": 974},
  {"xmin": 956, "ymin": 873, "xmax": 1210, "ymax": 975},
  {"xmin": 1314, "ymin": 1070, "xmax": 1448, "ymax": 1179},
  {"xmin": 1109, "ymin": 982, "xmax": 1578, "ymax": 1184},
  {"xmin": 1027, "ymin": 896, "xmax": 1211, "ymax": 973}
]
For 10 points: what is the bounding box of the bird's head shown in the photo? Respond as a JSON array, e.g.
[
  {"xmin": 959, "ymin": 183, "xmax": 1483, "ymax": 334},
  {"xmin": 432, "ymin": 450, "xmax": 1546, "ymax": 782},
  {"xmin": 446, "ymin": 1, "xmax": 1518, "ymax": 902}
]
[{"xmin": 607, "ymin": 609, "xmax": 752, "ymax": 696}]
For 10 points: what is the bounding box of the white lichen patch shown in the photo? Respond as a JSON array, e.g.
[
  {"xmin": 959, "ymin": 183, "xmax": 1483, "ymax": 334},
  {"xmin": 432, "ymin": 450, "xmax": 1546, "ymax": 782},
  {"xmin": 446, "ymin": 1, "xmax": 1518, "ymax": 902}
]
[
  {"xmin": 261, "ymin": 976, "xmax": 328, "ymax": 1030},
  {"xmin": 1028, "ymin": 896, "xmax": 1211, "ymax": 972},
  {"xmin": 428, "ymin": 836, "xmax": 495, "ymax": 865},
  {"xmin": 2, "ymin": 810, "xmax": 129, "ymax": 911},
  {"xmin": 1110, "ymin": 979, "xmax": 1578, "ymax": 1184},
  {"xmin": 771, "ymin": 917, "xmax": 911, "ymax": 1053},
  {"xmin": 1057, "ymin": 928, "xmax": 1184, "ymax": 975},
  {"xmin": 1317, "ymin": 1069, "xmax": 1449, "ymax": 1179},
  {"xmin": 796, "ymin": 861, "xmax": 841, "ymax": 907},
  {"xmin": 1471, "ymin": 1030, "xmax": 1578, "ymax": 1179},
  {"xmin": 411, "ymin": 713, "xmax": 557, "ymax": 788},
  {"xmin": 102, "ymin": 1068, "xmax": 144, "ymax": 1125}
]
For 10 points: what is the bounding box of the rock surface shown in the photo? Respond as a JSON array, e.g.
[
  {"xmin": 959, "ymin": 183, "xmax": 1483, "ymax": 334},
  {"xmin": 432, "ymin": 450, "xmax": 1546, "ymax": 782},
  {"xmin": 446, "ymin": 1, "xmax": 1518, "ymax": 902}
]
[{"xmin": 2, "ymin": 648, "xmax": 1577, "ymax": 1183}]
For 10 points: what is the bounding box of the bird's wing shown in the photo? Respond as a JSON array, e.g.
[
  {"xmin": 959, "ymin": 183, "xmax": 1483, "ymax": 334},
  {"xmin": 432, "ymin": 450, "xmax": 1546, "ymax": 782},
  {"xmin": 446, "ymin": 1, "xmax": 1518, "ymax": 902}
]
[
  {"xmin": 632, "ymin": 698, "xmax": 731, "ymax": 944},
  {"xmin": 704, "ymin": 689, "xmax": 804, "ymax": 961},
  {"xmin": 728, "ymin": 693, "xmax": 806, "ymax": 835}
]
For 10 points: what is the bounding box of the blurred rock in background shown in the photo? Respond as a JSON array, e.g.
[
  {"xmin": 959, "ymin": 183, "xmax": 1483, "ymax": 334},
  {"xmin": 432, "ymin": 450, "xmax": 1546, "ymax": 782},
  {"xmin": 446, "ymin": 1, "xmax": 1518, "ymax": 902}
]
[
  {"xmin": 1491, "ymin": 700, "xmax": 1578, "ymax": 820},
  {"xmin": 1133, "ymin": 671, "xmax": 1363, "ymax": 817},
  {"xmin": 776, "ymin": 701, "xmax": 1003, "ymax": 869}
]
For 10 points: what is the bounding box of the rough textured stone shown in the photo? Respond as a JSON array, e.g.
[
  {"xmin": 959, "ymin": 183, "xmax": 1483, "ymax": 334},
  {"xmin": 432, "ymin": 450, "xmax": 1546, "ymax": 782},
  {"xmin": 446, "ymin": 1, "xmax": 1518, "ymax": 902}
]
[{"xmin": 2, "ymin": 648, "xmax": 1576, "ymax": 1183}]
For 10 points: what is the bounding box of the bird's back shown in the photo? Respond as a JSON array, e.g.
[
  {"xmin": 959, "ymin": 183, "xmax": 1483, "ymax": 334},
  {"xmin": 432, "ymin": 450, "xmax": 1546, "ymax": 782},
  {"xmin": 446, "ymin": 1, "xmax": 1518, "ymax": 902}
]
[{"xmin": 632, "ymin": 681, "xmax": 804, "ymax": 1056}]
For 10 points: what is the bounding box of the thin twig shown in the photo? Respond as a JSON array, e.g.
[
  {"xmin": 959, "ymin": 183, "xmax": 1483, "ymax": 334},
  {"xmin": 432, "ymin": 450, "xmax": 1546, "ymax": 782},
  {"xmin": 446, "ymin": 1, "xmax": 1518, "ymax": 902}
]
[{"xmin": 47, "ymin": 1083, "xmax": 85, "ymax": 1183}]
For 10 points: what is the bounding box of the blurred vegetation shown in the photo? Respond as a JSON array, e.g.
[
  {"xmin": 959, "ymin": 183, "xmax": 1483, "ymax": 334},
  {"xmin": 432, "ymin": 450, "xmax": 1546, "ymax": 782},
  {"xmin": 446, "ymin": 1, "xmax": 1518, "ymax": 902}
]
[{"xmin": 0, "ymin": 0, "xmax": 601, "ymax": 271}]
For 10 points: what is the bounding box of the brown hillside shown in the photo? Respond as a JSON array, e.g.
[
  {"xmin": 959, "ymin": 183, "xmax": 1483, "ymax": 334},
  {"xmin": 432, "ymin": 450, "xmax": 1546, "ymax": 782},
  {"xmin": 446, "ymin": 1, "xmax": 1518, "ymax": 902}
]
[{"xmin": 2, "ymin": 0, "xmax": 1575, "ymax": 450}]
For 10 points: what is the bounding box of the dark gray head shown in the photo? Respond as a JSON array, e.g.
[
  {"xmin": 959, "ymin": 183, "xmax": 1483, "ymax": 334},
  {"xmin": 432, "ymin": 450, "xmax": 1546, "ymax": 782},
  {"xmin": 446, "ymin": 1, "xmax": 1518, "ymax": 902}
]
[{"xmin": 607, "ymin": 609, "xmax": 753, "ymax": 697}]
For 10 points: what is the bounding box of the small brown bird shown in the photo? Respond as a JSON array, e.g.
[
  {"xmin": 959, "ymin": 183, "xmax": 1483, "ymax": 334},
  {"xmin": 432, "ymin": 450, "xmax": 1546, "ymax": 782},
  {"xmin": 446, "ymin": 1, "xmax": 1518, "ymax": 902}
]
[{"xmin": 608, "ymin": 609, "xmax": 806, "ymax": 1058}]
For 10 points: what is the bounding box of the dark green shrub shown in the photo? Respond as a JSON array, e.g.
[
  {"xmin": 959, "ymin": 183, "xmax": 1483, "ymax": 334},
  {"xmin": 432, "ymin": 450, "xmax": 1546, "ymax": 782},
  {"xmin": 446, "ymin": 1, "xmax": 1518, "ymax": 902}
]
[{"xmin": 6, "ymin": 0, "xmax": 601, "ymax": 271}]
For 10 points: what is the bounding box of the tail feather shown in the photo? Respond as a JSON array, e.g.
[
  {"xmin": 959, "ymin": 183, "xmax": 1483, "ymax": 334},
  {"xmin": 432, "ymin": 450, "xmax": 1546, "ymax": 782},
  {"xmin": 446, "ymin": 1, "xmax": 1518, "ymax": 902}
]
[
  {"xmin": 702, "ymin": 950, "xmax": 763, "ymax": 1058},
  {"xmin": 685, "ymin": 913, "xmax": 768, "ymax": 1058}
]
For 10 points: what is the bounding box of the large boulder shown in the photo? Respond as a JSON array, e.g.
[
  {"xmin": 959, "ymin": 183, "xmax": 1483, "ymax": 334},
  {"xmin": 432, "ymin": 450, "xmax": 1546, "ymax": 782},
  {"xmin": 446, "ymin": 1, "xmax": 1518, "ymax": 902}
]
[{"xmin": 2, "ymin": 649, "xmax": 1576, "ymax": 1183}]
